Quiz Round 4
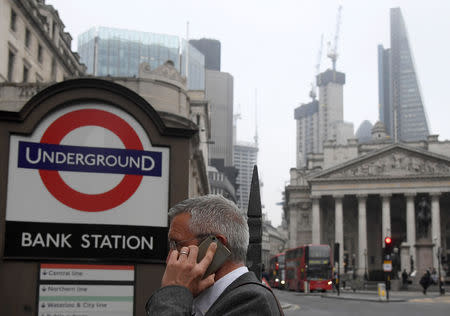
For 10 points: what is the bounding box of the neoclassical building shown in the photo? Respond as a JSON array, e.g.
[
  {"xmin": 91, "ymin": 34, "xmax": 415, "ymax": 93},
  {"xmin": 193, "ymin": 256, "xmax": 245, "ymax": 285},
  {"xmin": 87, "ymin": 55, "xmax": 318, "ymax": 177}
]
[{"xmin": 285, "ymin": 124, "xmax": 450, "ymax": 279}]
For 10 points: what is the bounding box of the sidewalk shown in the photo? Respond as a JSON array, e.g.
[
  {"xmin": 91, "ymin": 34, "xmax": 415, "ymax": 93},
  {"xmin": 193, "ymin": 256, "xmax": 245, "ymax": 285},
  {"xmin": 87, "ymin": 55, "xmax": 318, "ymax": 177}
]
[{"xmin": 321, "ymin": 288, "xmax": 449, "ymax": 302}]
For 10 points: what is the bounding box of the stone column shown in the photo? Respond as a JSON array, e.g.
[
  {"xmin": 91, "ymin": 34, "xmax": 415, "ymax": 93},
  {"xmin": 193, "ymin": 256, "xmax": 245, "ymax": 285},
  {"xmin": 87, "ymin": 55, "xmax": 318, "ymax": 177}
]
[
  {"xmin": 289, "ymin": 206, "xmax": 298, "ymax": 249},
  {"xmin": 312, "ymin": 197, "xmax": 321, "ymax": 245},
  {"xmin": 334, "ymin": 195, "xmax": 344, "ymax": 272},
  {"xmin": 431, "ymin": 193, "xmax": 441, "ymax": 271},
  {"xmin": 381, "ymin": 194, "xmax": 391, "ymax": 244},
  {"xmin": 405, "ymin": 193, "xmax": 416, "ymax": 272},
  {"xmin": 357, "ymin": 195, "xmax": 368, "ymax": 277}
]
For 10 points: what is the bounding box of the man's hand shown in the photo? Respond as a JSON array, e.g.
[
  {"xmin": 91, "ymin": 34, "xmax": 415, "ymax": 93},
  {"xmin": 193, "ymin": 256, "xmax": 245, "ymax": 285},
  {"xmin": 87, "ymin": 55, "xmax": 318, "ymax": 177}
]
[{"xmin": 161, "ymin": 242, "xmax": 217, "ymax": 297}]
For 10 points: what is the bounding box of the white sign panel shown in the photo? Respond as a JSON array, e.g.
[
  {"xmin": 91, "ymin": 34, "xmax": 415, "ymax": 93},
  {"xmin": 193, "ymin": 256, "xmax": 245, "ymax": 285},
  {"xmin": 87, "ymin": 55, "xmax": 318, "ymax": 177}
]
[
  {"xmin": 38, "ymin": 264, "xmax": 134, "ymax": 316},
  {"xmin": 38, "ymin": 285, "xmax": 133, "ymax": 316},
  {"xmin": 6, "ymin": 103, "xmax": 169, "ymax": 227},
  {"xmin": 40, "ymin": 264, "xmax": 134, "ymax": 281}
]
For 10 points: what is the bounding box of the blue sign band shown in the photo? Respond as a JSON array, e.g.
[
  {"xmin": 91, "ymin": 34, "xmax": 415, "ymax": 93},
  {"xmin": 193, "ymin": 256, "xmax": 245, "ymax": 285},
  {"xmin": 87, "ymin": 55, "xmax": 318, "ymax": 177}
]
[{"xmin": 18, "ymin": 141, "xmax": 162, "ymax": 177}]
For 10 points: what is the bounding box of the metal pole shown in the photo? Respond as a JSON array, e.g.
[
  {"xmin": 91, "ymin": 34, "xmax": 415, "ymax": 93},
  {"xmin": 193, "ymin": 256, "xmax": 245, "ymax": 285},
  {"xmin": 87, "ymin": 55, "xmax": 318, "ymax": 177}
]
[
  {"xmin": 438, "ymin": 247, "xmax": 444, "ymax": 295},
  {"xmin": 386, "ymin": 273, "xmax": 390, "ymax": 301},
  {"xmin": 337, "ymin": 260, "xmax": 340, "ymax": 296}
]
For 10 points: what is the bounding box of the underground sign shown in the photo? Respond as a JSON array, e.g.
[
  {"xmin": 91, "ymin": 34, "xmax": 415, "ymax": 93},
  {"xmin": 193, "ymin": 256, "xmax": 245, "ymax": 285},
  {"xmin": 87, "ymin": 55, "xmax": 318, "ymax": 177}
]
[{"xmin": 4, "ymin": 103, "xmax": 169, "ymax": 261}]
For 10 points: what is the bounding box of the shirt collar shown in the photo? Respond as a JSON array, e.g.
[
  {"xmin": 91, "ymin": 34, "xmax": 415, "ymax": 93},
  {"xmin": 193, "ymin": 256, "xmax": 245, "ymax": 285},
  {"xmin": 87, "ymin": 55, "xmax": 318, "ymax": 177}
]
[{"xmin": 193, "ymin": 266, "xmax": 248, "ymax": 316}]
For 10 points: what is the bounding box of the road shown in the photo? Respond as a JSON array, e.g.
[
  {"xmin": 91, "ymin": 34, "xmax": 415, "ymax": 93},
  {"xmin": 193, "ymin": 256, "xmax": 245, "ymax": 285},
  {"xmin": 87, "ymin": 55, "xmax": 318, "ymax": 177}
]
[{"xmin": 273, "ymin": 289, "xmax": 450, "ymax": 316}]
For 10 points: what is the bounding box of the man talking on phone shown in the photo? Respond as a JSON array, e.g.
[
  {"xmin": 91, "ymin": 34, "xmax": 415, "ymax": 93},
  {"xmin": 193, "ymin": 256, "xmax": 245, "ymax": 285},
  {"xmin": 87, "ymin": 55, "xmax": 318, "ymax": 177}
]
[{"xmin": 146, "ymin": 194, "xmax": 283, "ymax": 315}]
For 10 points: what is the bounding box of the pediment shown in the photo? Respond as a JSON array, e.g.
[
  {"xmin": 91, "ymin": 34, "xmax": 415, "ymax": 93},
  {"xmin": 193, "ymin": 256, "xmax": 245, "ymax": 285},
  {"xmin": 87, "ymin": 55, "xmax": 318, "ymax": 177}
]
[{"xmin": 313, "ymin": 144, "xmax": 450, "ymax": 180}]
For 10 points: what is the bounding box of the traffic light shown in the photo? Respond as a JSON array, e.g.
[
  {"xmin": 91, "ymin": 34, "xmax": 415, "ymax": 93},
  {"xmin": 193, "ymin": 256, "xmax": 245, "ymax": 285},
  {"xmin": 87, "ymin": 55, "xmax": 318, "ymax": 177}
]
[{"xmin": 384, "ymin": 236, "xmax": 393, "ymax": 256}]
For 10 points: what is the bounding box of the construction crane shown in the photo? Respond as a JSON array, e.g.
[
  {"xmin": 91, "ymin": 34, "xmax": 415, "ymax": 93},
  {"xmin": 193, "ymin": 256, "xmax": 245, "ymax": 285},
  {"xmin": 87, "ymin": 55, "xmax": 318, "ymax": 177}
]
[
  {"xmin": 327, "ymin": 5, "xmax": 343, "ymax": 71},
  {"xmin": 309, "ymin": 34, "xmax": 323, "ymax": 101}
]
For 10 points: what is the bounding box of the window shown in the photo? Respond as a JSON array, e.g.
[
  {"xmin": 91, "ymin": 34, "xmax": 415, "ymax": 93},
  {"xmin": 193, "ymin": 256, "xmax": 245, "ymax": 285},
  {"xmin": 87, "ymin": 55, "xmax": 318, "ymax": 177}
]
[
  {"xmin": 7, "ymin": 50, "xmax": 15, "ymax": 81},
  {"xmin": 38, "ymin": 44, "xmax": 43, "ymax": 63},
  {"xmin": 10, "ymin": 8, "xmax": 17, "ymax": 31},
  {"xmin": 25, "ymin": 28, "xmax": 31, "ymax": 48},
  {"xmin": 23, "ymin": 65, "xmax": 29, "ymax": 83},
  {"xmin": 52, "ymin": 21, "xmax": 57, "ymax": 39}
]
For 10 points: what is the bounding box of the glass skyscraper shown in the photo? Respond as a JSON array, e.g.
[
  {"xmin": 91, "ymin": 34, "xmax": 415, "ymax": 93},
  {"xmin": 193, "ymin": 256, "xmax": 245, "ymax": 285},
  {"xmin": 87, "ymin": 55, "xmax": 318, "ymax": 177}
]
[
  {"xmin": 378, "ymin": 8, "xmax": 430, "ymax": 142},
  {"xmin": 234, "ymin": 141, "xmax": 258, "ymax": 211},
  {"xmin": 78, "ymin": 27, "xmax": 205, "ymax": 90}
]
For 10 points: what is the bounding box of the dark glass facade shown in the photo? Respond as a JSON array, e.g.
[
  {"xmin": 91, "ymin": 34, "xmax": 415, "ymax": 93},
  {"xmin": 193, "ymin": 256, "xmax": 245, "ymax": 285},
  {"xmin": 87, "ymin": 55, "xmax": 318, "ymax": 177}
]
[
  {"xmin": 378, "ymin": 8, "xmax": 430, "ymax": 142},
  {"xmin": 189, "ymin": 38, "xmax": 221, "ymax": 71},
  {"xmin": 78, "ymin": 27, "xmax": 205, "ymax": 90}
]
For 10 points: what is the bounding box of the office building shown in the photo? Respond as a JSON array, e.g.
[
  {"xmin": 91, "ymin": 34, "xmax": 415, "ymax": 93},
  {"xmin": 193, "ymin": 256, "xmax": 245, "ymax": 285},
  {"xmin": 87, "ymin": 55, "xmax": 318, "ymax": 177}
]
[
  {"xmin": 294, "ymin": 69, "xmax": 354, "ymax": 168},
  {"xmin": 378, "ymin": 7, "xmax": 430, "ymax": 142},
  {"xmin": 0, "ymin": 0, "xmax": 85, "ymax": 83},
  {"xmin": 317, "ymin": 69, "xmax": 354, "ymax": 147},
  {"xmin": 234, "ymin": 141, "xmax": 258, "ymax": 211},
  {"xmin": 294, "ymin": 99, "xmax": 319, "ymax": 168},
  {"xmin": 206, "ymin": 69, "xmax": 234, "ymax": 167},
  {"xmin": 189, "ymin": 38, "xmax": 221, "ymax": 71},
  {"xmin": 77, "ymin": 26, "xmax": 205, "ymax": 90},
  {"xmin": 355, "ymin": 120, "xmax": 374, "ymax": 144}
]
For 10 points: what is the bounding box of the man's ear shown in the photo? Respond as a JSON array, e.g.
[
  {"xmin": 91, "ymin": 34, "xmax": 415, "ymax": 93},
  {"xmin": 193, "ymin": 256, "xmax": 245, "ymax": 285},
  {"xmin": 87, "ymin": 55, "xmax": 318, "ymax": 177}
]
[{"xmin": 216, "ymin": 234, "xmax": 228, "ymax": 246}]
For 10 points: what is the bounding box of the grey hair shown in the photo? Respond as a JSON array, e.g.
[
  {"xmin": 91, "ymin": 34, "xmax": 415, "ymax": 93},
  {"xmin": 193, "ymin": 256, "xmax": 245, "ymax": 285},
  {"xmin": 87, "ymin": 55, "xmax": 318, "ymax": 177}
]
[{"xmin": 168, "ymin": 194, "xmax": 249, "ymax": 263}]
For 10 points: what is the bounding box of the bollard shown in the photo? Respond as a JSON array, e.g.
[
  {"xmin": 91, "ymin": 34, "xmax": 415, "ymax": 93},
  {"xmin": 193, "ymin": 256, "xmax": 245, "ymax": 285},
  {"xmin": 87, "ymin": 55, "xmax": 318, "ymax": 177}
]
[{"xmin": 378, "ymin": 283, "xmax": 387, "ymax": 301}]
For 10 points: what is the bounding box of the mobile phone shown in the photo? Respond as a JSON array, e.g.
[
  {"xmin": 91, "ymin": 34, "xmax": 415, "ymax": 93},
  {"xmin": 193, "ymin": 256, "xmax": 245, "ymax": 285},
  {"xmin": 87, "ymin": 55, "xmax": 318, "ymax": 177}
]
[{"xmin": 197, "ymin": 235, "xmax": 231, "ymax": 278}]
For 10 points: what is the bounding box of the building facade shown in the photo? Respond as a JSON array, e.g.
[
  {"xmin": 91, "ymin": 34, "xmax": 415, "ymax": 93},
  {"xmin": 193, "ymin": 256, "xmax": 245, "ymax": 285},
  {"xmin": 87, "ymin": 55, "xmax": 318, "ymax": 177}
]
[
  {"xmin": 207, "ymin": 166, "xmax": 236, "ymax": 202},
  {"xmin": 294, "ymin": 69, "xmax": 354, "ymax": 168},
  {"xmin": 206, "ymin": 69, "xmax": 234, "ymax": 167},
  {"xmin": 285, "ymin": 131, "xmax": 450, "ymax": 281},
  {"xmin": 234, "ymin": 141, "xmax": 258, "ymax": 211},
  {"xmin": 294, "ymin": 99, "xmax": 319, "ymax": 168},
  {"xmin": 378, "ymin": 7, "xmax": 430, "ymax": 142},
  {"xmin": 0, "ymin": 0, "xmax": 85, "ymax": 83},
  {"xmin": 262, "ymin": 218, "xmax": 288, "ymax": 272},
  {"xmin": 77, "ymin": 26, "xmax": 205, "ymax": 90},
  {"xmin": 189, "ymin": 38, "xmax": 221, "ymax": 71},
  {"xmin": 317, "ymin": 69, "xmax": 354, "ymax": 148}
]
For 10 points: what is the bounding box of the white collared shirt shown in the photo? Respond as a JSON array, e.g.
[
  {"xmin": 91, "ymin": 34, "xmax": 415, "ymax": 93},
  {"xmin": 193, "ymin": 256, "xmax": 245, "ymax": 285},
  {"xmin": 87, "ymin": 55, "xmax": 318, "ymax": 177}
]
[{"xmin": 192, "ymin": 266, "xmax": 248, "ymax": 316}]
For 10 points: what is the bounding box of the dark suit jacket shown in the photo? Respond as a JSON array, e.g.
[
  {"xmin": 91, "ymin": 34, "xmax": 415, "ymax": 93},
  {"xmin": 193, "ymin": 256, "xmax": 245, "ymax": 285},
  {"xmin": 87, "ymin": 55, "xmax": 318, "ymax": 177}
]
[{"xmin": 146, "ymin": 271, "xmax": 283, "ymax": 315}]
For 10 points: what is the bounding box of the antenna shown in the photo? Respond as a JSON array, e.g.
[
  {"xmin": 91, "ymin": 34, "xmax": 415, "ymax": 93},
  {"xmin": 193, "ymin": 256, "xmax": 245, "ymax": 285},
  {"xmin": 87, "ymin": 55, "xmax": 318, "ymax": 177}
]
[
  {"xmin": 310, "ymin": 34, "xmax": 323, "ymax": 100},
  {"xmin": 185, "ymin": 21, "xmax": 189, "ymax": 79},
  {"xmin": 254, "ymin": 89, "xmax": 258, "ymax": 146},
  {"xmin": 327, "ymin": 5, "xmax": 342, "ymax": 71}
]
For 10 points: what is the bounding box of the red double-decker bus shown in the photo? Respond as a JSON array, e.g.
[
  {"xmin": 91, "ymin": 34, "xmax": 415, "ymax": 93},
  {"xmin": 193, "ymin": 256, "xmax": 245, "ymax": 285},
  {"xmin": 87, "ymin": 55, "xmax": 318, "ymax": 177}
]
[
  {"xmin": 285, "ymin": 244, "xmax": 333, "ymax": 292},
  {"xmin": 268, "ymin": 252, "xmax": 286, "ymax": 289}
]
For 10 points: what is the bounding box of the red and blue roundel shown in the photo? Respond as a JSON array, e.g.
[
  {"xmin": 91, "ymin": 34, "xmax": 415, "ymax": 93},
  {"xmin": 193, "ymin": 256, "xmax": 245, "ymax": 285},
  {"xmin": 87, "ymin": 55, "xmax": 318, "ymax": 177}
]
[{"xmin": 17, "ymin": 108, "xmax": 163, "ymax": 212}]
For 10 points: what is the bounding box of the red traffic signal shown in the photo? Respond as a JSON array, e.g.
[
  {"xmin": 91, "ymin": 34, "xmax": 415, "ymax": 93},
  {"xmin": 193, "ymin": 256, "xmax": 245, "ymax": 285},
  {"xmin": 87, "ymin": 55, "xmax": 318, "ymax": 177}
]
[
  {"xmin": 385, "ymin": 237, "xmax": 392, "ymax": 245},
  {"xmin": 384, "ymin": 236, "xmax": 393, "ymax": 256}
]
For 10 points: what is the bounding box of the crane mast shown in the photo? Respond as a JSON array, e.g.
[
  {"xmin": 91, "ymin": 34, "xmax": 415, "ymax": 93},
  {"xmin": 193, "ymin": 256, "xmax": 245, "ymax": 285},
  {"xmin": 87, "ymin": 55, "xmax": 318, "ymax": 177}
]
[
  {"xmin": 327, "ymin": 5, "xmax": 342, "ymax": 71},
  {"xmin": 310, "ymin": 34, "xmax": 323, "ymax": 101}
]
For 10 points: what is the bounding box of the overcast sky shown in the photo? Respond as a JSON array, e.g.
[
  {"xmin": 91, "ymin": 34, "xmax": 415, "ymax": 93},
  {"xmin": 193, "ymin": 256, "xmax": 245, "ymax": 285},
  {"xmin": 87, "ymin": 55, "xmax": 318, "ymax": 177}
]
[{"xmin": 46, "ymin": 0, "xmax": 450, "ymax": 227}]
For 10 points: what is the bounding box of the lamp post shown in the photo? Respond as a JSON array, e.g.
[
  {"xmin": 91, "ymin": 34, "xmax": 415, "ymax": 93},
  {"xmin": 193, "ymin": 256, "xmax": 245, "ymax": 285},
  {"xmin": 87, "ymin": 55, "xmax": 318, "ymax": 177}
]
[{"xmin": 437, "ymin": 247, "xmax": 444, "ymax": 295}]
